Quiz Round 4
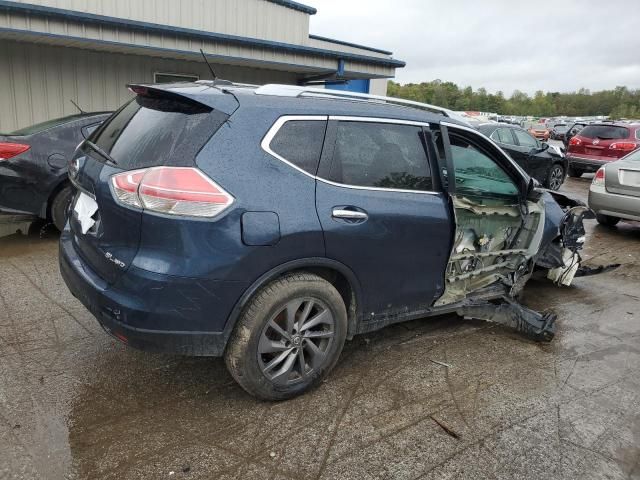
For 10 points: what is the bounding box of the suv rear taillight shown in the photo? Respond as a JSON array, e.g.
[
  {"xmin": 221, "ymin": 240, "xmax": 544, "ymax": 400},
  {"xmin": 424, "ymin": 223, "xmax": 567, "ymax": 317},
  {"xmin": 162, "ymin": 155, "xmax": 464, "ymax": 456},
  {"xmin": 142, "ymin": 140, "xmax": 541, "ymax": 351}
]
[
  {"xmin": 110, "ymin": 167, "xmax": 233, "ymax": 218},
  {"xmin": 0, "ymin": 142, "xmax": 30, "ymax": 161},
  {"xmin": 568, "ymin": 137, "xmax": 582, "ymax": 147},
  {"xmin": 609, "ymin": 142, "xmax": 637, "ymax": 152},
  {"xmin": 592, "ymin": 167, "xmax": 605, "ymax": 187}
]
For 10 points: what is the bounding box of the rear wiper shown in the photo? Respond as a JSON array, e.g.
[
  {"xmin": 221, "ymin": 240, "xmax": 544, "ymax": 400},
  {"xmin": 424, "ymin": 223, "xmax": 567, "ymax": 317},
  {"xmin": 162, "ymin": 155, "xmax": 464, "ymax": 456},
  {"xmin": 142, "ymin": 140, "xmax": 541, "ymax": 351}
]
[{"xmin": 84, "ymin": 140, "xmax": 117, "ymax": 165}]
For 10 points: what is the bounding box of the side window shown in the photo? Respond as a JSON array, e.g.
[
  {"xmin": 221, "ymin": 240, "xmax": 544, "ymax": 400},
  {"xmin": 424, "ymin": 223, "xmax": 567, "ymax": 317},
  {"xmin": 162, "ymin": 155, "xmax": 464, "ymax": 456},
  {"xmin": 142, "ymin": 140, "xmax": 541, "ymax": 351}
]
[
  {"xmin": 449, "ymin": 133, "xmax": 519, "ymax": 200},
  {"xmin": 513, "ymin": 129, "xmax": 538, "ymax": 149},
  {"xmin": 327, "ymin": 121, "xmax": 433, "ymax": 191},
  {"xmin": 269, "ymin": 120, "xmax": 327, "ymax": 175},
  {"xmin": 495, "ymin": 128, "xmax": 516, "ymax": 145}
]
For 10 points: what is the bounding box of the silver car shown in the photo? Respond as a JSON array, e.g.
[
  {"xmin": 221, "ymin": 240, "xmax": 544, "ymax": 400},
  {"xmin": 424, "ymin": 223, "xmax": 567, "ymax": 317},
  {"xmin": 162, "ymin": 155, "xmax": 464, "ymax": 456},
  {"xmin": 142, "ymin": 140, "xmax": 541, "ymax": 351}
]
[{"xmin": 589, "ymin": 149, "xmax": 640, "ymax": 226}]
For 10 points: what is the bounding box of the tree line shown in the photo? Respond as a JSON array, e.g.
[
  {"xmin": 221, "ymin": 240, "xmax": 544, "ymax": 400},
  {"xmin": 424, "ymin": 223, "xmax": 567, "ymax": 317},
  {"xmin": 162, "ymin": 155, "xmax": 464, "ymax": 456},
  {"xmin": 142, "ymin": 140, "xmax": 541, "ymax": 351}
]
[{"xmin": 386, "ymin": 80, "xmax": 640, "ymax": 118}]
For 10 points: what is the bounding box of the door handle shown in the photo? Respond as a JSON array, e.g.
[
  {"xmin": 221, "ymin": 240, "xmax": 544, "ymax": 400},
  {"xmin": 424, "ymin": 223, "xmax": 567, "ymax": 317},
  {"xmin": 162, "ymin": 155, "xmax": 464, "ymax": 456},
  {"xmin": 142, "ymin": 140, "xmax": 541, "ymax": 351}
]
[{"xmin": 332, "ymin": 208, "xmax": 368, "ymax": 220}]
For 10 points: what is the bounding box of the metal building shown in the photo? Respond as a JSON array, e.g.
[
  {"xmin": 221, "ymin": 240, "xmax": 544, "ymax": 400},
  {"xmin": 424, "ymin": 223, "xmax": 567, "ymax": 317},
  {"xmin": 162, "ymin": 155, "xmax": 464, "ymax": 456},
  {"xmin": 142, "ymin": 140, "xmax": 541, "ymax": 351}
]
[{"xmin": 0, "ymin": 0, "xmax": 405, "ymax": 132}]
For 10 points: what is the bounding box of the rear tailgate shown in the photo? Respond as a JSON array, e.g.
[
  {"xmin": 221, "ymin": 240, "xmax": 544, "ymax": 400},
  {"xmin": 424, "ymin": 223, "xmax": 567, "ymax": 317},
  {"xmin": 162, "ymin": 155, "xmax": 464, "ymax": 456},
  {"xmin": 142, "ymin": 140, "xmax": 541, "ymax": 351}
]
[
  {"xmin": 573, "ymin": 125, "xmax": 636, "ymax": 160},
  {"xmin": 605, "ymin": 157, "xmax": 640, "ymax": 198},
  {"xmin": 68, "ymin": 84, "xmax": 237, "ymax": 285}
]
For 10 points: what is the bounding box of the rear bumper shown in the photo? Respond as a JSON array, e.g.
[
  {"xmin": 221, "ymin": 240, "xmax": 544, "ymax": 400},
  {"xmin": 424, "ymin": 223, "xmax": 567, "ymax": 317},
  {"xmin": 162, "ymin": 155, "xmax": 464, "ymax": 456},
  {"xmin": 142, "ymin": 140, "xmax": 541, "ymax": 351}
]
[
  {"xmin": 567, "ymin": 155, "xmax": 613, "ymax": 173},
  {"xmin": 588, "ymin": 185, "xmax": 640, "ymax": 221},
  {"xmin": 59, "ymin": 229, "xmax": 248, "ymax": 356}
]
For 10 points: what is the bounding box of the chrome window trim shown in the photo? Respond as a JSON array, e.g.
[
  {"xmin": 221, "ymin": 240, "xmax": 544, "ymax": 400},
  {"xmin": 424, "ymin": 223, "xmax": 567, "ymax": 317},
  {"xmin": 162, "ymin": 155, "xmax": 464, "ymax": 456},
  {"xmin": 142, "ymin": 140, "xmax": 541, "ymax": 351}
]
[{"xmin": 261, "ymin": 115, "xmax": 440, "ymax": 195}]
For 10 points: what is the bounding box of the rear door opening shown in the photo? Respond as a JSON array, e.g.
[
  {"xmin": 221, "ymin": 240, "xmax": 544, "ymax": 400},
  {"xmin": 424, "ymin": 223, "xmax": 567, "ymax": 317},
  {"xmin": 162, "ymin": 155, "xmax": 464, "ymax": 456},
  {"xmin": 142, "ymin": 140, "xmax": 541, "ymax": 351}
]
[{"xmin": 434, "ymin": 125, "xmax": 544, "ymax": 306}]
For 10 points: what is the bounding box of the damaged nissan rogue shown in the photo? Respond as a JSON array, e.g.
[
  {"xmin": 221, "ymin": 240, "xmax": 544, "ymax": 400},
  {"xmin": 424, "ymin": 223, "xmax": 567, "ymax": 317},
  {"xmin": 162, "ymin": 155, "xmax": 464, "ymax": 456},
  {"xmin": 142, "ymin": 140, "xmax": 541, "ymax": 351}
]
[{"xmin": 60, "ymin": 82, "xmax": 595, "ymax": 400}]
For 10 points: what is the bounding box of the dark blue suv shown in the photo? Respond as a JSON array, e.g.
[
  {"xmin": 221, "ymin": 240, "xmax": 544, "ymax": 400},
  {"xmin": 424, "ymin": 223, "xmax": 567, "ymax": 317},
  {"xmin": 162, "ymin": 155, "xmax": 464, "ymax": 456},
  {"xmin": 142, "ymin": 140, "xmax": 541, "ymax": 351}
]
[{"xmin": 60, "ymin": 82, "xmax": 591, "ymax": 400}]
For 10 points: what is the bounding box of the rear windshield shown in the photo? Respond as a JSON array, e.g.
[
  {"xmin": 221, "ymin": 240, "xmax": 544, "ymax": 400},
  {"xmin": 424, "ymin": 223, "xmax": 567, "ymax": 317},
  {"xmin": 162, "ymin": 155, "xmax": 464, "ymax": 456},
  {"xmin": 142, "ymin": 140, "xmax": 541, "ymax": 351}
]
[
  {"xmin": 579, "ymin": 125, "xmax": 629, "ymax": 140},
  {"xmin": 88, "ymin": 94, "xmax": 228, "ymax": 169},
  {"xmin": 8, "ymin": 114, "xmax": 88, "ymax": 135}
]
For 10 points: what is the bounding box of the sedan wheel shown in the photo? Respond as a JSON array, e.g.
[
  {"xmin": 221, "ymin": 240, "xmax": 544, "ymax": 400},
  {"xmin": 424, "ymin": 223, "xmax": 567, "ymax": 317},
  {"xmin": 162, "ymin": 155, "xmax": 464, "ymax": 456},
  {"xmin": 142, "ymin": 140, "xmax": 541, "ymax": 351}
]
[{"xmin": 547, "ymin": 165, "xmax": 565, "ymax": 191}]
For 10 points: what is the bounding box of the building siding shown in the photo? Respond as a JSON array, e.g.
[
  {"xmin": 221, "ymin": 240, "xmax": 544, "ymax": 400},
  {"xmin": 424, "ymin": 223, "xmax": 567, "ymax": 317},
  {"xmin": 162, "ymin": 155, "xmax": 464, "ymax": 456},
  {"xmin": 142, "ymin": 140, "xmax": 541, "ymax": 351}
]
[
  {"xmin": 10, "ymin": 0, "xmax": 310, "ymax": 44},
  {"xmin": 0, "ymin": 40, "xmax": 297, "ymax": 132}
]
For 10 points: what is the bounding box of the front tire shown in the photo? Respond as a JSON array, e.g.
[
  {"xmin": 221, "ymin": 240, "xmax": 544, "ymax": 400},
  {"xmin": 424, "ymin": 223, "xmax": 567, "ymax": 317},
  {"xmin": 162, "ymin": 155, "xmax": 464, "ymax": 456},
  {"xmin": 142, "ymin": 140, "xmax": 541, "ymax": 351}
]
[
  {"xmin": 225, "ymin": 272, "xmax": 347, "ymax": 401},
  {"xmin": 50, "ymin": 185, "xmax": 74, "ymax": 232},
  {"xmin": 596, "ymin": 214, "xmax": 620, "ymax": 227},
  {"xmin": 546, "ymin": 164, "xmax": 565, "ymax": 190}
]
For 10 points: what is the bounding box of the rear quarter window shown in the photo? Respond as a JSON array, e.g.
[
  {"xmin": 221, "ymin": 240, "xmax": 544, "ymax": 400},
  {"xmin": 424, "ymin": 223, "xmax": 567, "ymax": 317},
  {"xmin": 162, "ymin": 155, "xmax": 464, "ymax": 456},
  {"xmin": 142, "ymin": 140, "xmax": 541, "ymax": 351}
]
[
  {"xmin": 268, "ymin": 119, "xmax": 327, "ymax": 175},
  {"xmin": 89, "ymin": 95, "xmax": 228, "ymax": 169},
  {"xmin": 579, "ymin": 125, "xmax": 629, "ymax": 140}
]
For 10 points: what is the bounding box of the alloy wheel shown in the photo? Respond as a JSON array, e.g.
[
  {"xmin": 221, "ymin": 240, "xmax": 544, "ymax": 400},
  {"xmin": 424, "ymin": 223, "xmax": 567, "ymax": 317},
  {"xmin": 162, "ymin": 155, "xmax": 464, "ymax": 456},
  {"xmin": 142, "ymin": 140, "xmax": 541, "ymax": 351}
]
[
  {"xmin": 257, "ymin": 298, "xmax": 335, "ymax": 386},
  {"xmin": 549, "ymin": 166, "xmax": 564, "ymax": 190}
]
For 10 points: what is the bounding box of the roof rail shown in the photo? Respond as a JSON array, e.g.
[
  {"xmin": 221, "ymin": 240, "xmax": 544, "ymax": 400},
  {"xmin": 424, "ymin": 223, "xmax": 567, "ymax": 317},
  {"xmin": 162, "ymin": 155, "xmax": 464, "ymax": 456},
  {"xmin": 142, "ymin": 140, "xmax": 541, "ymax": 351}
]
[{"xmin": 254, "ymin": 84, "xmax": 453, "ymax": 118}]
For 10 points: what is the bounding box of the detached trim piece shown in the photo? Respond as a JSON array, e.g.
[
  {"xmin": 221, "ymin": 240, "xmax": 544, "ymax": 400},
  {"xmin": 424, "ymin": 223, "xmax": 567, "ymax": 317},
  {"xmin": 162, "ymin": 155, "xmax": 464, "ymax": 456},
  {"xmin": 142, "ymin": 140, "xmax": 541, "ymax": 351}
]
[{"xmin": 0, "ymin": 0, "xmax": 405, "ymax": 69}]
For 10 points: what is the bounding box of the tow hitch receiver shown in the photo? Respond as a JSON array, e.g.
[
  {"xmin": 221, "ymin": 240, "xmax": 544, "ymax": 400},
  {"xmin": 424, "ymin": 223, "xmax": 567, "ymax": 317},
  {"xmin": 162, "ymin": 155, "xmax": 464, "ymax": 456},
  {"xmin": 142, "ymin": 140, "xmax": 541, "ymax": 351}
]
[{"xmin": 457, "ymin": 297, "xmax": 556, "ymax": 342}]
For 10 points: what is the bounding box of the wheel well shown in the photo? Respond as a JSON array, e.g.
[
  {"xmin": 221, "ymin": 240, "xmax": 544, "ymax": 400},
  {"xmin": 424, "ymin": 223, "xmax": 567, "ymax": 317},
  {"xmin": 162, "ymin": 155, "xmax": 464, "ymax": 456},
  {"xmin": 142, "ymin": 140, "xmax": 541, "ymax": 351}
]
[
  {"xmin": 45, "ymin": 179, "xmax": 71, "ymax": 219},
  {"xmin": 288, "ymin": 267, "xmax": 359, "ymax": 339}
]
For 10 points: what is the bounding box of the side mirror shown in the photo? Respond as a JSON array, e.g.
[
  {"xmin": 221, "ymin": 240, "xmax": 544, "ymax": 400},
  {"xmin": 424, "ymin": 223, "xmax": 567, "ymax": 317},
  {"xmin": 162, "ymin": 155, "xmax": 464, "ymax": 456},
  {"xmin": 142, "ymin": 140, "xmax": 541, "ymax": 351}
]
[{"xmin": 526, "ymin": 177, "xmax": 543, "ymax": 201}]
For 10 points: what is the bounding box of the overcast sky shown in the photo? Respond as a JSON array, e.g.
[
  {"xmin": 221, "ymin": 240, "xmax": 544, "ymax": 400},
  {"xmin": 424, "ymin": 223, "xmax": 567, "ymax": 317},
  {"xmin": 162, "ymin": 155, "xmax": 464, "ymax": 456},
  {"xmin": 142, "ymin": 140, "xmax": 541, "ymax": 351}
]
[{"xmin": 305, "ymin": 0, "xmax": 640, "ymax": 95}]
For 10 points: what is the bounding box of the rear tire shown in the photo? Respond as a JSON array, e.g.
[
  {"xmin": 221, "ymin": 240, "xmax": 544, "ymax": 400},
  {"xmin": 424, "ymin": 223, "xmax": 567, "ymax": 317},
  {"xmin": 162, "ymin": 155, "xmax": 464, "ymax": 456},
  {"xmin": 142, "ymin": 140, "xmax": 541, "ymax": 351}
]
[
  {"xmin": 224, "ymin": 272, "xmax": 347, "ymax": 401},
  {"xmin": 50, "ymin": 186, "xmax": 74, "ymax": 232},
  {"xmin": 596, "ymin": 214, "xmax": 620, "ymax": 227},
  {"xmin": 567, "ymin": 166, "xmax": 583, "ymax": 178},
  {"xmin": 546, "ymin": 164, "xmax": 565, "ymax": 191}
]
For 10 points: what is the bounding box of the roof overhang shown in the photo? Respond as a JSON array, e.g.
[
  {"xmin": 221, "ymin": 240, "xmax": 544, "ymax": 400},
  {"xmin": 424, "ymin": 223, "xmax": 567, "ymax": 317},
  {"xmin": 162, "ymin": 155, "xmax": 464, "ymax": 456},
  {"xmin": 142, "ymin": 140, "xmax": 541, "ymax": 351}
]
[
  {"xmin": 0, "ymin": 28, "xmax": 395, "ymax": 81},
  {"xmin": 0, "ymin": 1, "xmax": 405, "ymax": 70}
]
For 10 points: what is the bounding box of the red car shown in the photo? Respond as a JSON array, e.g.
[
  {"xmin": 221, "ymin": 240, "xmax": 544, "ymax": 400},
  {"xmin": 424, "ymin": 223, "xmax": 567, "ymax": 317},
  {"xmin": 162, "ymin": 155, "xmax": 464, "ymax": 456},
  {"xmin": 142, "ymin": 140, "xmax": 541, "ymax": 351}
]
[
  {"xmin": 566, "ymin": 122, "xmax": 640, "ymax": 177},
  {"xmin": 528, "ymin": 125, "xmax": 550, "ymax": 140}
]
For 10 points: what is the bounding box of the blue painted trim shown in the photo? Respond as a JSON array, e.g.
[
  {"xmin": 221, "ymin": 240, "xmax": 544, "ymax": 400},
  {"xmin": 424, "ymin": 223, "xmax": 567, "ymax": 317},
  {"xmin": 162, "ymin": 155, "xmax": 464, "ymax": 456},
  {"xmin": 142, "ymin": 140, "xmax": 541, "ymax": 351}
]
[
  {"xmin": 0, "ymin": 27, "xmax": 396, "ymax": 80},
  {"xmin": 309, "ymin": 34, "xmax": 393, "ymax": 55},
  {"xmin": 0, "ymin": 1, "xmax": 405, "ymax": 68},
  {"xmin": 265, "ymin": 0, "xmax": 316, "ymax": 15}
]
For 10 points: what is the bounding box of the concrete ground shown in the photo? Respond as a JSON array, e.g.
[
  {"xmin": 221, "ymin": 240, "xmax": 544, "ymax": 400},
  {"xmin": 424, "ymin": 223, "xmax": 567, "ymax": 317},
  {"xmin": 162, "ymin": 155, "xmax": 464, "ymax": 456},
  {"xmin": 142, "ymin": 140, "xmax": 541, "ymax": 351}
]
[{"xmin": 1, "ymin": 175, "xmax": 639, "ymax": 480}]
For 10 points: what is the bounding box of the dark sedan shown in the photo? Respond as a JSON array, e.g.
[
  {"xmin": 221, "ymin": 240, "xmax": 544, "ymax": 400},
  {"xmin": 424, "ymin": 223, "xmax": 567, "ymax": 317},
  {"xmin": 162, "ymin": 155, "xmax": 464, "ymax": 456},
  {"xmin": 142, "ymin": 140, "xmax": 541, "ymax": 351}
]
[
  {"xmin": 478, "ymin": 123, "xmax": 568, "ymax": 190},
  {"xmin": 0, "ymin": 112, "xmax": 111, "ymax": 230}
]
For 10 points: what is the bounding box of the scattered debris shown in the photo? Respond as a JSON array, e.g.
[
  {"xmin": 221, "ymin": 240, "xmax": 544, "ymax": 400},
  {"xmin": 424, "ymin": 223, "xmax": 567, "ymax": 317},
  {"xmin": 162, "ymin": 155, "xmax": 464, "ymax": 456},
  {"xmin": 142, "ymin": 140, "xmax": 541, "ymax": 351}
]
[
  {"xmin": 13, "ymin": 424, "xmax": 20, "ymax": 429},
  {"xmin": 269, "ymin": 451, "xmax": 276, "ymax": 458},
  {"xmin": 429, "ymin": 359, "xmax": 452, "ymax": 368},
  {"xmin": 169, "ymin": 471, "xmax": 175, "ymax": 476},
  {"xmin": 430, "ymin": 416, "xmax": 460, "ymax": 439},
  {"xmin": 182, "ymin": 466, "xmax": 190, "ymax": 473}
]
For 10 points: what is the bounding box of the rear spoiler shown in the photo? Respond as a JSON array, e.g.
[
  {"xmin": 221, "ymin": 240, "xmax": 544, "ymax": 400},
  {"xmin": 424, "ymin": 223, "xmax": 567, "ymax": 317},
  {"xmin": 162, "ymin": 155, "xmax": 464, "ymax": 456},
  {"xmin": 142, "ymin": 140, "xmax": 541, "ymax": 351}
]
[{"xmin": 127, "ymin": 83, "xmax": 239, "ymax": 116}]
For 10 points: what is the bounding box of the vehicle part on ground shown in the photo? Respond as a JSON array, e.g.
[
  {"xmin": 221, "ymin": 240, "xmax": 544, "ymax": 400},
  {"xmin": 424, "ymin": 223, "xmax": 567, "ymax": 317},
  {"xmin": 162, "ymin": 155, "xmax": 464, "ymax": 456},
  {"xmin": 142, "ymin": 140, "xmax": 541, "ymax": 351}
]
[
  {"xmin": 225, "ymin": 273, "xmax": 347, "ymax": 401},
  {"xmin": 457, "ymin": 297, "xmax": 556, "ymax": 342}
]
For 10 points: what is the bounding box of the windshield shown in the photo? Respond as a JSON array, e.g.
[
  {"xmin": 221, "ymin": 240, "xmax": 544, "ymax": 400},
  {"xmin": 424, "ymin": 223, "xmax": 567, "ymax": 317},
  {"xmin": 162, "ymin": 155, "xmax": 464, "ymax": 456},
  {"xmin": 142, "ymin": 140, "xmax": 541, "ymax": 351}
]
[
  {"xmin": 7, "ymin": 114, "xmax": 89, "ymax": 136},
  {"xmin": 579, "ymin": 125, "xmax": 629, "ymax": 140}
]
